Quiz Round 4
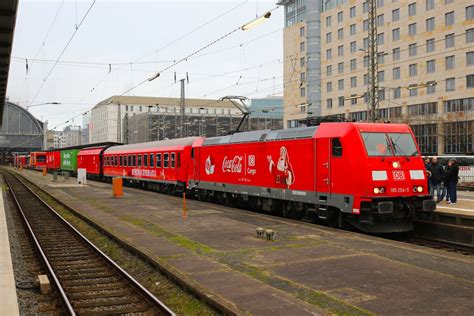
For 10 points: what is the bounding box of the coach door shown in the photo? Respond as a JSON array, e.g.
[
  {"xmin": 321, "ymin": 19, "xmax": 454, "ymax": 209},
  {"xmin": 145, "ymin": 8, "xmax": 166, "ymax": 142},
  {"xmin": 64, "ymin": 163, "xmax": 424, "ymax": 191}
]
[{"xmin": 316, "ymin": 138, "xmax": 331, "ymax": 196}]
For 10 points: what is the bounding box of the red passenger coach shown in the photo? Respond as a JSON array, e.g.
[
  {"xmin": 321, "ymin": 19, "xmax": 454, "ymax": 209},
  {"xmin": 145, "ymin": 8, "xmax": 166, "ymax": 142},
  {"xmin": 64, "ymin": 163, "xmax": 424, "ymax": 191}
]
[
  {"xmin": 29, "ymin": 152, "xmax": 47, "ymax": 170},
  {"xmin": 190, "ymin": 123, "xmax": 435, "ymax": 233},
  {"xmin": 46, "ymin": 150, "xmax": 61, "ymax": 171},
  {"xmin": 78, "ymin": 146, "xmax": 111, "ymax": 177},
  {"xmin": 103, "ymin": 137, "xmax": 199, "ymax": 191}
]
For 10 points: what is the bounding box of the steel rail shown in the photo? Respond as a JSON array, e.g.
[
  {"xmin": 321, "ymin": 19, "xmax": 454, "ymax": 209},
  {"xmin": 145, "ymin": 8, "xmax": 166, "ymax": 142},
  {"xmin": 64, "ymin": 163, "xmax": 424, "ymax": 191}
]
[{"xmin": 4, "ymin": 171, "xmax": 175, "ymax": 315}]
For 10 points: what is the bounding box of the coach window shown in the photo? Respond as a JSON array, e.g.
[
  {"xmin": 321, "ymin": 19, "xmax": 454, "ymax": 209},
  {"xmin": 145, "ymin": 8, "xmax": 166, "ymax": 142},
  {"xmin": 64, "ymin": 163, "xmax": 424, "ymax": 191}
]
[
  {"xmin": 133, "ymin": 155, "xmax": 137, "ymax": 167},
  {"xmin": 157, "ymin": 153, "xmax": 162, "ymax": 168},
  {"xmin": 164, "ymin": 153, "xmax": 169, "ymax": 168},
  {"xmin": 332, "ymin": 138, "xmax": 343, "ymax": 157},
  {"xmin": 138, "ymin": 154, "xmax": 142, "ymax": 167},
  {"xmin": 119, "ymin": 155, "xmax": 123, "ymax": 167},
  {"xmin": 150, "ymin": 154, "xmax": 155, "ymax": 168},
  {"xmin": 128, "ymin": 155, "xmax": 132, "ymax": 167},
  {"xmin": 114, "ymin": 156, "xmax": 117, "ymax": 166},
  {"xmin": 171, "ymin": 153, "xmax": 176, "ymax": 168},
  {"xmin": 144, "ymin": 154, "xmax": 148, "ymax": 167}
]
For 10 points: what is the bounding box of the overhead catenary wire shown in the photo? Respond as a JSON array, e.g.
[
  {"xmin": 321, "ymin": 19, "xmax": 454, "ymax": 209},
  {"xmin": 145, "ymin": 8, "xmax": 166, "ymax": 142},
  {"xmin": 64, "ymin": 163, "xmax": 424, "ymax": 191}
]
[{"xmin": 29, "ymin": 0, "xmax": 97, "ymax": 105}]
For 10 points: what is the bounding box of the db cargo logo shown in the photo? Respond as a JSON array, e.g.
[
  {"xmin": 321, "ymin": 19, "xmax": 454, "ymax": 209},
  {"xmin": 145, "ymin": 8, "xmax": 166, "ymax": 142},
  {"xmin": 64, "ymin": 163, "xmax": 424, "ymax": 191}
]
[
  {"xmin": 222, "ymin": 156, "xmax": 243, "ymax": 173},
  {"xmin": 392, "ymin": 170, "xmax": 405, "ymax": 181}
]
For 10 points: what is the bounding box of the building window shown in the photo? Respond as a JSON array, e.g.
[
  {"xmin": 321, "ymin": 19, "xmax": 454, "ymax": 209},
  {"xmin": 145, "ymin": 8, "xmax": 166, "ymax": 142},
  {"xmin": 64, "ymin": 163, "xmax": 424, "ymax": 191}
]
[
  {"xmin": 378, "ymin": 89, "xmax": 386, "ymax": 100},
  {"xmin": 445, "ymin": 0, "xmax": 453, "ymax": 3},
  {"xmin": 338, "ymin": 45, "xmax": 344, "ymax": 57},
  {"xmin": 468, "ymin": 75, "xmax": 474, "ymax": 88},
  {"xmin": 393, "ymin": 87, "xmax": 401, "ymax": 98},
  {"xmin": 300, "ymin": 42, "xmax": 305, "ymax": 52},
  {"xmin": 378, "ymin": 70, "xmax": 385, "ymax": 82},
  {"xmin": 444, "ymin": 120, "xmax": 473, "ymax": 154},
  {"xmin": 363, "ymin": 37, "xmax": 369, "ymax": 49},
  {"xmin": 377, "ymin": 0, "xmax": 384, "ymax": 7},
  {"xmin": 363, "ymin": 1, "xmax": 368, "ymax": 13},
  {"xmin": 338, "ymin": 96, "xmax": 345, "ymax": 107},
  {"xmin": 338, "ymin": 79, "xmax": 344, "ymax": 90},
  {"xmin": 351, "ymin": 95, "xmax": 358, "ymax": 105},
  {"xmin": 326, "ymin": 32, "xmax": 332, "ymax": 43},
  {"xmin": 377, "ymin": 33, "xmax": 384, "ymax": 45},
  {"xmin": 377, "ymin": 14, "xmax": 384, "ymax": 26},
  {"xmin": 338, "ymin": 62, "xmax": 344, "ymax": 73},
  {"xmin": 427, "ymin": 82, "xmax": 436, "ymax": 94},
  {"xmin": 392, "ymin": 28, "xmax": 400, "ymax": 41},
  {"xmin": 467, "ymin": 51, "xmax": 474, "ymax": 66},
  {"xmin": 409, "ymin": 85, "xmax": 418, "ymax": 96},
  {"xmin": 408, "ymin": 102, "xmax": 437, "ymax": 116},
  {"xmin": 409, "ymin": 43, "xmax": 417, "ymax": 57},
  {"xmin": 327, "ymin": 65, "xmax": 332, "ymax": 76},
  {"xmin": 300, "ymin": 72, "xmax": 305, "ymax": 82},
  {"xmin": 444, "ymin": 97, "xmax": 474, "ymax": 112},
  {"xmin": 350, "ymin": 6, "xmax": 356, "ymax": 18},
  {"xmin": 426, "ymin": 17, "xmax": 435, "ymax": 32},
  {"xmin": 378, "ymin": 53, "xmax": 385, "ymax": 64},
  {"xmin": 327, "ymin": 82, "xmax": 333, "ymax": 92},
  {"xmin": 393, "ymin": 47, "xmax": 400, "ymax": 60},
  {"xmin": 125, "ymin": 105, "xmax": 129, "ymax": 111},
  {"xmin": 445, "ymin": 33, "xmax": 455, "ymax": 48},
  {"xmin": 351, "ymin": 76, "xmax": 357, "ymax": 87},
  {"xmin": 393, "ymin": 67, "xmax": 401, "ymax": 80},
  {"xmin": 350, "ymin": 59, "xmax": 357, "ymax": 70},
  {"xmin": 337, "ymin": 11, "xmax": 343, "ymax": 23},
  {"xmin": 445, "ymin": 11, "xmax": 455, "ymax": 26},
  {"xmin": 409, "ymin": 23, "xmax": 417, "ymax": 36},
  {"xmin": 364, "ymin": 74, "xmax": 368, "ymax": 85},
  {"xmin": 446, "ymin": 77, "xmax": 456, "ymax": 91},
  {"xmin": 427, "ymin": 59, "xmax": 436, "ymax": 73},
  {"xmin": 426, "ymin": 0, "xmax": 435, "ymax": 11},
  {"xmin": 426, "ymin": 38, "xmax": 435, "ymax": 52},
  {"xmin": 300, "ymin": 26, "xmax": 305, "ymax": 37},
  {"xmin": 350, "ymin": 41, "xmax": 357, "ymax": 53},
  {"xmin": 363, "ymin": 19, "xmax": 369, "ymax": 31},
  {"xmin": 466, "ymin": 5, "xmax": 474, "ymax": 20},
  {"xmin": 409, "ymin": 64, "xmax": 417, "ymax": 76},
  {"xmin": 392, "ymin": 9, "xmax": 400, "ymax": 22},
  {"xmin": 411, "ymin": 124, "xmax": 438, "ymax": 155},
  {"xmin": 467, "ymin": 28, "xmax": 474, "ymax": 43},
  {"xmin": 338, "ymin": 28, "xmax": 344, "ymax": 40},
  {"xmin": 446, "ymin": 55, "xmax": 455, "ymax": 69},
  {"xmin": 350, "ymin": 24, "xmax": 356, "ymax": 35},
  {"xmin": 327, "ymin": 98, "xmax": 333, "ymax": 108},
  {"xmin": 408, "ymin": 3, "xmax": 416, "ymax": 16},
  {"xmin": 326, "ymin": 16, "xmax": 332, "ymax": 27},
  {"xmin": 364, "ymin": 55, "xmax": 369, "ymax": 68},
  {"xmin": 327, "ymin": 49, "xmax": 332, "ymax": 59},
  {"xmin": 300, "ymin": 87, "xmax": 306, "ymax": 97},
  {"xmin": 300, "ymin": 57, "xmax": 305, "ymax": 67}
]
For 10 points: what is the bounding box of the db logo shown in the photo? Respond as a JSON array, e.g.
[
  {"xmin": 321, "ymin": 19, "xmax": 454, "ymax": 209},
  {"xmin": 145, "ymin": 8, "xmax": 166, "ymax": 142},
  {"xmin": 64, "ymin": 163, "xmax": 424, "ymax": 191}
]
[
  {"xmin": 248, "ymin": 155, "xmax": 255, "ymax": 167},
  {"xmin": 392, "ymin": 170, "xmax": 405, "ymax": 181}
]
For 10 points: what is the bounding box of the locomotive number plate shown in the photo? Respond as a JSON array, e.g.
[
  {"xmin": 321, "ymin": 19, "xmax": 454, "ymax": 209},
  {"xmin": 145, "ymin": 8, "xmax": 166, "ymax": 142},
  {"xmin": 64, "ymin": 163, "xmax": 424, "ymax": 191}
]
[
  {"xmin": 390, "ymin": 187, "xmax": 410, "ymax": 193},
  {"xmin": 392, "ymin": 170, "xmax": 405, "ymax": 181}
]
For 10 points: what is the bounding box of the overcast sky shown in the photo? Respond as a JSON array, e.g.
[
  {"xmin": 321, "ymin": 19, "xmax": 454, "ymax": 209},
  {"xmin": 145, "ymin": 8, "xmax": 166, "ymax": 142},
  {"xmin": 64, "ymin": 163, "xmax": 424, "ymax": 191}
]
[{"xmin": 7, "ymin": 0, "xmax": 283, "ymax": 129}]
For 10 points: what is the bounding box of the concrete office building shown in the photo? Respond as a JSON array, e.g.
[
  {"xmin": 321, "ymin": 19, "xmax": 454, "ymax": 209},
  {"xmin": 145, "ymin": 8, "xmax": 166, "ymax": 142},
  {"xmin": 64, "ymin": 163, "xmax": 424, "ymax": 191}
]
[{"xmin": 280, "ymin": 0, "xmax": 474, "ymax": 155}]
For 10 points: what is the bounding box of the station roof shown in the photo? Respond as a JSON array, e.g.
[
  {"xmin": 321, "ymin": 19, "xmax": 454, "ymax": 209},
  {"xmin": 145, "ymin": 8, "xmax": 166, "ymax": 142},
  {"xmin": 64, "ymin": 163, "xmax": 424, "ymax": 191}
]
[
  {"xmin": 94, "ymin": 95, "xmax": 237, "ymax": 110},
  {"xmin": 0, "ymin": 0, "xmax": 19, "ymax": 124}
]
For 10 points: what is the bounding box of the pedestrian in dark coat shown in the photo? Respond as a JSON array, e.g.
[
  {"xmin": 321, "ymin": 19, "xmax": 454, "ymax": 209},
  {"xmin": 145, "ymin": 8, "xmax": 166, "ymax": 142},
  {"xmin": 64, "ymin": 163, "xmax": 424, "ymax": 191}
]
[
  {"xmin": 445, "ymin": 159, "xmax": 459, "ymax": 204},
  {"xmin": 428, "ymin": 157, "xmax": 445, "ymax": 202}
]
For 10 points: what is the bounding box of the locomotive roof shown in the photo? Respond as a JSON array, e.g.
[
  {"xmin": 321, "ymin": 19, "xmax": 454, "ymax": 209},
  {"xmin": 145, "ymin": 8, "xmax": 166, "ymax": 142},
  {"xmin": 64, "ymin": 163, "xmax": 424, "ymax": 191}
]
[
  {"xmin": 104, "ymin": 137, "xmax": 199, "ymax": 153},
  {"xmin": 202, "ymin": 126, "xmax": 318, "ymax": 146}
]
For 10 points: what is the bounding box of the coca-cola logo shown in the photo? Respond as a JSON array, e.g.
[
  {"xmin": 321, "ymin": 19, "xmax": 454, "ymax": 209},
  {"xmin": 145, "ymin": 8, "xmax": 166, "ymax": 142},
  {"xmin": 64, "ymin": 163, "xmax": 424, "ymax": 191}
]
[{"xmin": 222, "ymin": 156, "xmax": 243, "ymax": 173}]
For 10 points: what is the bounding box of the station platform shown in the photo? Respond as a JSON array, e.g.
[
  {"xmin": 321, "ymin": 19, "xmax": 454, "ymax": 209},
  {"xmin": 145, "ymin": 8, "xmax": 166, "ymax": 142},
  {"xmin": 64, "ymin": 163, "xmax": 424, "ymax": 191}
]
[
  {"xmin": 0, "ymin": 177, "xmax": 20, "ymax": 315},
  {"xmin": 435, "ymin": 191, "xmax": 474, "ymax": 217},
  {"xmin": 14, "ymin": 168, "xmax": 474, "ymax": 315}
]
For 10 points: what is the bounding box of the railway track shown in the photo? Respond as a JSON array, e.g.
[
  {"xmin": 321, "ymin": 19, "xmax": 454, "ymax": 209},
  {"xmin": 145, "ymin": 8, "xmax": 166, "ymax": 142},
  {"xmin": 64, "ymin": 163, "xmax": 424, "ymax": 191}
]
[{"xmin": 3, "ymin": 171, "xmax": 175, "ymax": 315}]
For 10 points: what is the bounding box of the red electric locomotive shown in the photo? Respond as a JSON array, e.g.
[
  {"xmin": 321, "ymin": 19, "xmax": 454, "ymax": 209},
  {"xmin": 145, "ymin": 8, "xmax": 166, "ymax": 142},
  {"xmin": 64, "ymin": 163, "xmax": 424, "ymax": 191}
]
[
  {"xmin": 102, "ymin": 138, "xmax": 198, "ymax": 192},
  {"xmin": 189, "ymin": 123, "xmax": 435, "ymax": 233},
  {"xmin": 29, "ymin": 152, "xmax": 47, "ymax": 170}
]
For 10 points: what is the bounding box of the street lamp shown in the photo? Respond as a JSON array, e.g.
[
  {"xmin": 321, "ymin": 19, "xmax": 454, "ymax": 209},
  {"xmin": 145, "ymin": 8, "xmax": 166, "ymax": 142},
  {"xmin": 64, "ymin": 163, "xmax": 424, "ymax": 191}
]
[
  {"xmin": 241, "ymin": 12, "xmax": 272, "ymax": 31},
  {"xmin": 406, "ymin": 81, "xmax": 437, "ymax": 90},
  {"xmin": 26, "ymin": 102, "xmax": 61, "ymax": 111}
]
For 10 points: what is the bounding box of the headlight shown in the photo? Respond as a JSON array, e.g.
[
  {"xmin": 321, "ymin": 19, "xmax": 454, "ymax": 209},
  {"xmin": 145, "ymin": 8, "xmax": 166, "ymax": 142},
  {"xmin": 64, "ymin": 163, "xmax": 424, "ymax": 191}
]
[
  {"xmin": 373, "ymin": 187, "xmax": 385, "ymax": 194},
  {"xmin": 413, "ymin": 186, "xmax": 423, "ymax": 193},
  {"xmin": 392, "ymin": 161, "xmax": 400, "ymax": 168}
]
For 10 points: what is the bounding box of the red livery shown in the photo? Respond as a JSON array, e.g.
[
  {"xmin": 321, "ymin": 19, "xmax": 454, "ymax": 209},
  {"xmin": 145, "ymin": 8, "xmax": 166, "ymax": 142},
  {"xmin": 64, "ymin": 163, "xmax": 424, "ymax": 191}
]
[
  {"xmin": 29, "ymin": 152, "xmax": 47, "ymax": 170},
  {"xmin": 78, "ymin": 146, "xmax": 111, "ymax": 177},
  {"xmin": 46, "ymin": 151, "xmax": 61, "ymax": 171}
]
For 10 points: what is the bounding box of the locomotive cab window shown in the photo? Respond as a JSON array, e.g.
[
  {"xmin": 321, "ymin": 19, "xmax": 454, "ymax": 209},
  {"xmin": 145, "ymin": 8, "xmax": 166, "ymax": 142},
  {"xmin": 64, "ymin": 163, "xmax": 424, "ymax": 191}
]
[
  {"xmin": 138, "ymin": 154, "xmax": 142, "ymax": 167},
  {"xmin": 150, "ymin": 154, "xmax": 155, "ymax": 168},
  {"xmin": 144, "ymin": 154, "xmax": 148, "ymax": 167},
  {"xmin": 332, "ymin": 138, "xmax": 343, "ymax": 157},
  {"xmin": 164, "ymin": 153, "xmax": 169, "ymax": 168},
  {"xmin": 171, "ymin": 153, "xmax": 176, "ymax": 168},
  {"xmin": 157, "ymin": 153, "xmax": 162, "ymax": 168}
]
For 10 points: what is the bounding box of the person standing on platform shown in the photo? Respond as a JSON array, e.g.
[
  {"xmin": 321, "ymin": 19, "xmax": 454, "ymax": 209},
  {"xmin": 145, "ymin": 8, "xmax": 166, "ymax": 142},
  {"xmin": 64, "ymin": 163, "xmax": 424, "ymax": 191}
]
[
  {"xmin": 428, "ymin": 157, "xmax": 445, "ymax": 203},
  {"xmin": 445, "ymin": 159, "xmax": 459, "ymax": 204}
]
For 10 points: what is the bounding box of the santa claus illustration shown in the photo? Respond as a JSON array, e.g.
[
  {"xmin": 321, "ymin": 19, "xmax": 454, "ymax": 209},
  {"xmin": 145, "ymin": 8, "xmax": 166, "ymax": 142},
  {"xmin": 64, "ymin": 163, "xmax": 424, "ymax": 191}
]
[{"xmin": 267, "ymin": 146, "xmax": 295, "ymax": 188}]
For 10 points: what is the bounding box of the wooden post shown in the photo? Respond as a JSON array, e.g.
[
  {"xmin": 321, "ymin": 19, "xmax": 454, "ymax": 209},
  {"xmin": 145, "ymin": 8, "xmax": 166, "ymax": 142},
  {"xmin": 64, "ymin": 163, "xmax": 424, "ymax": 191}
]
[
  {"xmin": 112, "ymin": 177, "xmax": 123, "ymax": 198},
  {"xmin": 182, "ymin": 192, "xmax": 187, "ymax": 219}
]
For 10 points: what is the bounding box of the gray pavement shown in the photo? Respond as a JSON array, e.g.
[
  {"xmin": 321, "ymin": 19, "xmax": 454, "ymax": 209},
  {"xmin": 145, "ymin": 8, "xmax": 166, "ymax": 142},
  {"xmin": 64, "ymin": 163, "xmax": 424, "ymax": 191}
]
[{"xmin": 15, "ymin": 168, "xmax": 474, "ymax": 315}]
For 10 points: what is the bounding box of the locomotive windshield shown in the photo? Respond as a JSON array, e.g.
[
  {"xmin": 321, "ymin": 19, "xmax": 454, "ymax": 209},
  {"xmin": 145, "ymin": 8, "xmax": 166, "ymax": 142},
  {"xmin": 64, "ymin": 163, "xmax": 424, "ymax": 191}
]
[{"xmin": 361, "ymin": 132, "xmax": 419, "ymax": 157}]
